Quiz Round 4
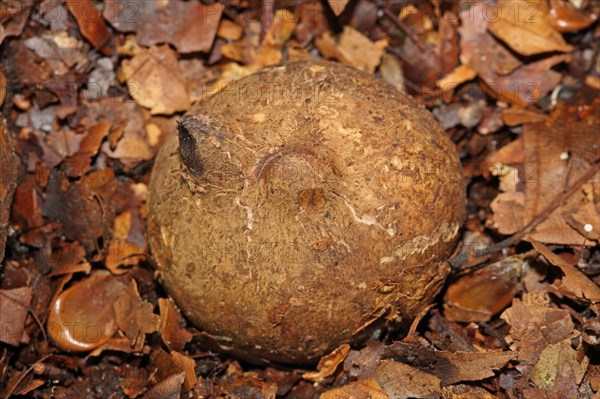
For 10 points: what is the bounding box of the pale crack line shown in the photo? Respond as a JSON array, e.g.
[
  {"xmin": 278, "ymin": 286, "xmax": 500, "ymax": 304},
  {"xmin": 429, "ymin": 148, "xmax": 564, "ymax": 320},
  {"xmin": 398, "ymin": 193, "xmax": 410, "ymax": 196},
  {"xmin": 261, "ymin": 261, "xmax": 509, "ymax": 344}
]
[{"xmin": 332, "ymin": 192, "xmax": 394, "ymax": 237}]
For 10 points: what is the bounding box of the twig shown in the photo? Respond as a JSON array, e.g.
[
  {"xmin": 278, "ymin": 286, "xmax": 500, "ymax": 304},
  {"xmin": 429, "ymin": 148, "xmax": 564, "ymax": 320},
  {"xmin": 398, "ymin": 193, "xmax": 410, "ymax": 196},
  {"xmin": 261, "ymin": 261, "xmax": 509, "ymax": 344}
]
[
  {"xmin": 450, "ymin": 161, "xmax": 600, "ymax": 270},
  {"xmin": 379, "ymin": 6, "xmax": 426, "ymax": 52},
  {"xmin": 5, "ymin": 354, "xmax": 52, "ymax": 399}
]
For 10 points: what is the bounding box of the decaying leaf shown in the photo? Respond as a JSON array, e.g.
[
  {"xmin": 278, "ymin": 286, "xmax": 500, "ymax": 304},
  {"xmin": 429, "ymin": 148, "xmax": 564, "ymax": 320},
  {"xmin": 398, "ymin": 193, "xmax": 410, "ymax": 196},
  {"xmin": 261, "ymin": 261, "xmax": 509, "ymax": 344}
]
[
  {"xmin": 316, "ymin": 25, "xmax": 384, "ymax": 73},
  {"xmin": 0, "ymin": 286, "xmax": 33, "ymax": 346},
  {"xmin": 158, "ymin": 298, "xmax": 193, "ymax": 352},
  {"xmin": 303, "ymin": 343, "xmax": 350, "ymax": 383},
  {"xmin": 65, "ymin": 0, "xmax": 111, "ymax": 54},
  {"xmin": 531, "ymin": 240, "xmax": 600, "ymax": 303},
  {"xmin": 383, "ymin": 342, "xmax": 517, "ymax": 386},
  {"xmin": 487, "ymin": 0, "xmax": 573, "ymax": 56},
  {"xmin": 375, "ymin": 360, "xmax": 442, "ymax": 398},
  {"xmin": 104, "ymin": 0, "xmax": 223, "ymax": 53},
  {"xmin": 320, "ymin": 377, "xmax": 388, "ymax": 399},
  {"xmin": 114, "ymin": 280, "xmax": 160, "ymax": 347},
  {"xmin": 0, "ymin": 116, "xmax": 19, "ymax": 263},
  {"xmin": 120, "ymin": 45, "xmax": 191, "ymax": 115}
]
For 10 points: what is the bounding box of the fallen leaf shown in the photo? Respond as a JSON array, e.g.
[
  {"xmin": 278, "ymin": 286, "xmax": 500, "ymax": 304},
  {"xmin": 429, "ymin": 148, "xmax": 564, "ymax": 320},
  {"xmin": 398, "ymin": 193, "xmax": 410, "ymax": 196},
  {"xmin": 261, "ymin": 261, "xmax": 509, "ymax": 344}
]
[
  {"xmin": 375, "ymin": 360, "xmax": 442, "ymax": 398},
  {"xmin": 436, "ymin": 64, "xmax": 478, "ymax": 90},
  {"xmin": 0, "ymin": 116, "xmax": 19, "ymax": 262},
  {"xmin": 502, "ymin": 107, "xmax": 548, "ymax": 126},
  {"xmin": 63, "ymin": 120, "xmax": 111, "ymax": 177},
  {"xmin": 142, "ymin": 371, "xmax": 185, "ymax": 399},
  {"xmin": 320, "ymin": 377, "xmax": 388, "ymax": 399},
  {"xmin": 316, "ymin": 25, "xmax": 383, "ymax": 73},
  {"xmin": 65, "ymin": 0, "xmax": 111, "ymax": 54},
  {"xmin": 531, "ymin": 240, "xmax": 600, "ymax": 303},
  {"xmin": 114, "ymin": 280, "xmax": 159, "ymax": 347},
  {"xmin": 120, "ymin": 45, "xmax": 191, "ymax": 115},
  {"xmin": 104, "ymin": 0, "xmax": 223, "ymax": 53},
  {"xmin": 105, "ymin": 239, "xmax": 145, "ymax": 275},
  {"xmin": 530, "ymin": 338, "xmax": 588, "ymax": 396},
  {"xmin": 217, "ymin": 19, "xmax": 243, "ymax": 41},
  {"xmin": 383, "ymin": 342, "xmax": 517, "ymax": 386},
  {"xmin": 501, "ymin": 296, "xmax": 574, "ymax": 375},
  {"xmin": 48, "ymin": 241, "xmax": 91, "ymax": 276},
  {"xmin": 303, "ymin": 343, "xmax": 350, "ymax": 382},
  {"xmin": 487, "ymin": 0, "xmax": 573, "ymax": 56},
  {"xmin": 0, "ymin": 286, "xmax": 33, "ymax": 346},
  {"xmin": 158, "ymin": 298, "xmax": 193, "ymax": 352},
  {"xmin": 380, "ymin": 52, "xmax": 405, "ymax": 92}
]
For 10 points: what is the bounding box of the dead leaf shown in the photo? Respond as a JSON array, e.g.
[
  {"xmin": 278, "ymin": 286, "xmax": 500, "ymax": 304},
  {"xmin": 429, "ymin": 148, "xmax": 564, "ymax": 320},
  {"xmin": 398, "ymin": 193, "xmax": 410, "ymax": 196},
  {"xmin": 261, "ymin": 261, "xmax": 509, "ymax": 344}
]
[
  {"xmin": 375, "ymin": 360, "xmax": 442, "ymax": 398},
  {"xmin": 158, "ymin": 298, "xmax": 193, "ymax": 352},
  {"xmin": 0, "ymin": 116, "xmax": 19, "ymax": 262},
  {"xmin": 487, "ymin": 0, "xmax": 573, "ymax": 56},
  {"xmin": 217, "ymin": 19, "xmax": 243, "ymax": 41},
  {"xmin": 501, "ymin": 296, "xmax": 574, "ymax": 375},
  {"xmin": 142, "ymin": 371, "xmax": 185, "ymax": 399},
  {"xmin": 120, "ymin": 45, "xmax": 191, "ymax": 115},
  {"xmin": 316, "ymin": 25, "xmax": 383, "ymax": 73},
  {"xmin": 303, "ymin": 343, "xmax": 350, "ymax": 382},
  {"xmin": 320, "ymin": 377, "xmax": 388, "ymax": 399},
  {"xmin": 65, "ymin": 0, "xmax": 111, "ymax": 54},
  {"xmin": 63, "ymin": 120, "xmax": 111, "ymax": 177},
  {"xmin": 531, "ymin": 240, "xmax": 600, "ymax": 303},
  {"xmin": 0, "ymin": 286, "xmax": 33, "ymax": 346},
  {"xmin": 383, "ymin": 342, "xmax": 517, "ymax": 386},
  {"xmin": 104, "ymin": 0, "xmax": 223, "ymax": 53},
  {"xmin": 530, "ymin": 338, "xmax": 588, "ymax": 396},
  {"xmin": 114, "ymin": 280, "xmax": 159, "ymax": 347},
  {"xmin": 48, "ymin": 241, "xmax": 91, "ymax": 276},
  {"xmin": 436, "ymin": 64, "xmax": 477, "ymax": 90},
  {"xmin": 380, "ymin": 52, "xmax": 405, "ymax": 92},
  {"xmin": 502, "ymin": 107, "xmax": 548, "ymax": 126}
]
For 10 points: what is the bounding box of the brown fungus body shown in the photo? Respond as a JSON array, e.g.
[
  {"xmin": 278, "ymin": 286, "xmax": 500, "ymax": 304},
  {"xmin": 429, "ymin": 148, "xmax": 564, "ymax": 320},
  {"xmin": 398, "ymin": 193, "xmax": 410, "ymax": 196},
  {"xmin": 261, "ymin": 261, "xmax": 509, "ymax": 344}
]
[{"xmin": 147, "ymin": 61, "xmax": 466, "ymax": 364}]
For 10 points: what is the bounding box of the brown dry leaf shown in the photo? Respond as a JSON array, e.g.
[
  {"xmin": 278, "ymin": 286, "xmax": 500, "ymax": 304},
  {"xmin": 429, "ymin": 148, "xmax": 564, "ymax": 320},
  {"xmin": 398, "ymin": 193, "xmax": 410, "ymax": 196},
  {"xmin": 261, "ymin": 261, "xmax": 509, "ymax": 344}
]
[
  {"xmin": 158, "ymin": 298, "xmax": 193, "ymax": 352},
  {"xmin": 375, "ymin": 360, "xmax": 442, "ymax": 398},
  {"xmin": 548, "ymin": 0, "xmax": 598, "ymax": 32},
  {"xmin": 530, "ymin": 338, "xmax": 588, "ymax": 396},
  {"xmin": 490, "ymin": 98, "xmax": 600, "ymax": 243},
  {"xmin": 217, "ymin": 19, "xmax": 243, "ymax": 41},
  {"xmin": 459, "ymin": 4, "xmax": 522, "ymax": 78},
  {"xmin": 65, "ymin": 0, "xmax": 111, "ymax": 54},
  {"xmin": 63, "ymin": 120, "xmax": 111, "ymax": 177},
  {"xmin": 89, "ymin": 335, "xmax": 147, "ymax": 356},
  {"xmin": 220, "ymin": 368, "xmax": 278, "ymax": 399},
  {"xmin": 444, "ymin": 255, "xmax": 524, "ymax": 322},
  {"xmin": 0, "ymin": 286, "xmax": 33, "ymax": 346},
  {"xmin": 380, "ymin": 52, "xmax": 405, "ymax": 92},
  {"xmin": 531, "ymin": 240, "xmax": 600, "ymax": 303},
  {"xmin": 436, "ymin": 64, "xmax": 477, "ymax": 90},
  {"xmin": 487, "ymin": 0, "xmax": 573, "ymax": 56},
  {"xmin": 43, "ymin": 173, "xmax": 112, "ymax": 254},
  {"xmin": 320, "ymin": 377, "xmax": 388, "ymax": 399},
  {"xmin": 344, "ymin": 340, "xmax": 386, "ymax": 380},
  {"xmin": 264, "ymin": 9, "xmax": 297, "ymax": 48},
  {"xmin": 303, "ymin": 343, "xmax": 350, "ymax": 382},
  {"xmin": 0, "ymin": 116, "xmax": 19, "ymax": 263},
  {"xmin": 501, "ymin": 295, "xmax": 574, "ymax": 375},
  {"xmin": 105, "ymin": 239, "xmax": 145, "ymax": 275},
  {"xmin": 142, "ymin": 371, "xmax": 185, "ymax": 399},
  {"xmin": 442, "ymin": 384, "xmax": 497, "ymax": 398},
  {"xmin": 114, "ymin": 280, "xmax": 159, "ymax": 346},
  {"xmin": 383, "ymin": 342, "xmax": 517, "ymax": 386},
  {"xmin": 120, "ymin": 45, "xmax": 191, "ymax": 115},
  {"xmin": 0, "ymin": 1, "xmax": 32, "ymax": 46},
  {"xmin": 328, "ymin": 0, "xmax": 350, "ymax": 16},
  {"xmin": 48, "ymin": 241, "xmax": 91, "ymax": 276},
  {"xmin": 316, "ymin": 25, "xmax": 383, "ymax": 73},
  {"xmin": 104, "ymin": 0, "xmax": 223, "ymax": 53},
  {"xmin": 502, "ymin": 107, "xmax": 548, "ymax": 126}
]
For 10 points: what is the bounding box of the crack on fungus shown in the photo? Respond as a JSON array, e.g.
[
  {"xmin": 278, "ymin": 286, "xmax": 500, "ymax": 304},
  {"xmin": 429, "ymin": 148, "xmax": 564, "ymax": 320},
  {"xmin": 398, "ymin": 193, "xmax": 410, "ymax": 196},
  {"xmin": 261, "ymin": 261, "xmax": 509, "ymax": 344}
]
[
  {"xmin": 332, "ymin": 191, "xmax": 394, "ymax": 236},
  {"xmin": 379, "ymin": 221, "xmax": 460, "ymax": 263}
]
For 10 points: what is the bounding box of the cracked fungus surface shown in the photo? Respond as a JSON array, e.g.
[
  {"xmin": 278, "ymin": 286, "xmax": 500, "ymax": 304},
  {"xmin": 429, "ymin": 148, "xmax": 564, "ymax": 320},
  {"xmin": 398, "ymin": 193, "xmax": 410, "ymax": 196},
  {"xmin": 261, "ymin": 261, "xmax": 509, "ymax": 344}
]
[{"xmin": 147, "ymin": 61, "xmax": 466, "ymax": 364}]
